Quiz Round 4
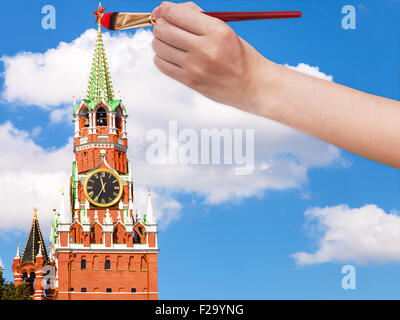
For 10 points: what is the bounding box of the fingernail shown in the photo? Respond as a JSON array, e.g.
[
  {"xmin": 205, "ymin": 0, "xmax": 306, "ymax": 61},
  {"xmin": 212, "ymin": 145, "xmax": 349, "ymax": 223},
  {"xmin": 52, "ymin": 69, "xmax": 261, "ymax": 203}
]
[{"xmin": 152, "ymin": 6, "xmax": 161, "ymax": 18}]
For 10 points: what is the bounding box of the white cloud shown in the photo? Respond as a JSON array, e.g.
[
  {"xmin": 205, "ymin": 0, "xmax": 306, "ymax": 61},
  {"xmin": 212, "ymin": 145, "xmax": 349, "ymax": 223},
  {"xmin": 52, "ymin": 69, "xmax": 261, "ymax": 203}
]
[
  {"xmin": 49, "ymin": 108, "xmax": 72, "ymax": 123},
  {"xmin": 0, "ymin": 29, "xmax": 346, "ymax": 230},
  {"xmin": 284, "ymin": 63, "xmax": 333, "ymax": 81},
  {"xmin": 31, "ymin": 126, "xmax": 42, "ymax": 138},
  {"xmin": 0, "ymin": 122, "xmax": 71, "ymax": 232},
  {"xmin": 292, "ymin": 204, "xmax": 400, "ymax": 265},
  {"xmin": 0, "ymin": 257, "xmax": 3, "ymax": 269}
]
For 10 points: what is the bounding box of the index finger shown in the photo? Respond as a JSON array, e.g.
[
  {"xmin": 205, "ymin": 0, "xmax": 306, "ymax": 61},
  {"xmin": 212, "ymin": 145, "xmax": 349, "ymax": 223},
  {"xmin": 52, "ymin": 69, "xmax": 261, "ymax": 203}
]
[{"xmin": 152, "ymin": 3, "xmax": 218, "ymax": 35}]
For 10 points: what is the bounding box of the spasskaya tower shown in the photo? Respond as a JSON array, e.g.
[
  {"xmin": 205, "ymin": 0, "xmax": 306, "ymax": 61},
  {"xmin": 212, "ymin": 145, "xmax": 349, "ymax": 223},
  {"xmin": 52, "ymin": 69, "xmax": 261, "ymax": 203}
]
[{"xmin": 48, "ymin": 4, "xmax": 158, "ymax": 300}]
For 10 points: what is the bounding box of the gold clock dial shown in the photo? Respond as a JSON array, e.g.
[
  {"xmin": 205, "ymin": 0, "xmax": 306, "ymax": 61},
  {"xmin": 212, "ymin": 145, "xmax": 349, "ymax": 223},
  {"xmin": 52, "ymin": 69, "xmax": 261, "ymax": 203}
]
[{"xmin": 84, "ymin": 169, "xmax": 123, "ymax": 207}]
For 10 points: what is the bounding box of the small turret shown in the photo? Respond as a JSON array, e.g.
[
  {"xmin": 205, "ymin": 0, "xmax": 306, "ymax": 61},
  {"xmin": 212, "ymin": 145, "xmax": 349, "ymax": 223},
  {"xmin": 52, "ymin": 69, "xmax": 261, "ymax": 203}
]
[
  {"xmin": 15, "ymin": 243, "xmax": 20, "ymax": 259},
  {"xmin": 59, "ymin": 187, "xmax": 71, "ymax": 224},
  {"xmin": 146, "ymin": 189, "xmax": 156, "ymax": 225}
]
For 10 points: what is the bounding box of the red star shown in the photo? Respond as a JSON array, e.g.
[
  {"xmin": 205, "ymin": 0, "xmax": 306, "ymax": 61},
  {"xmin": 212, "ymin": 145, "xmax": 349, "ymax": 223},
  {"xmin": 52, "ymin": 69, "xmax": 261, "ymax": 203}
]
[{"xmin": 93, "ymin": 3, "xmax": 106, "ymax": 24}]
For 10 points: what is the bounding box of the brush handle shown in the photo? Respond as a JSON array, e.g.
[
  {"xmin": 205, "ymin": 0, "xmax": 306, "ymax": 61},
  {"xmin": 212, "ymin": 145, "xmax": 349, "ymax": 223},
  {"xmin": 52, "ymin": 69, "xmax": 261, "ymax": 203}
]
[{"xmin": 203, "ymin": 11, "xmax": 302, "ymax": 22}]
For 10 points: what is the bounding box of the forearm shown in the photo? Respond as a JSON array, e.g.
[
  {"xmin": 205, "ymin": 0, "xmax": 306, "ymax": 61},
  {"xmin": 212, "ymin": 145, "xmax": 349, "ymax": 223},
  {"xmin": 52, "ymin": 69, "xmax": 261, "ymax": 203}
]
[
  {"xmin": 151, "ymin": 2, "xmax": 400, "ymax": 168},
  {"xmin": 251, "ymin": 59, "xmax": 400, "ymax": 168}
]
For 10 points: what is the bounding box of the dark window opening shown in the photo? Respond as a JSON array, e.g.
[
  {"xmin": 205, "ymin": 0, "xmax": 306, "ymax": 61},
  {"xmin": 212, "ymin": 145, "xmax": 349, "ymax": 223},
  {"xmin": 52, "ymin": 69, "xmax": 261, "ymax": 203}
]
[
  {"xmin": 80, "ymin": 108, "xmax": 90, "ymax": 127},
  {"xmin": 90, "ymin": 227, "xmax": 95, "ymax": 242},
  {"xmin": 69, "ymin": 287, "xmax": 74, "ymax": 292},
  {"xmin": 96, "ymin": 107, "xmax": 107, "ymax": 126},
  {"xmin": 105, "ymin": 259, "xmax": 111, "ymax": 270},
  {"xmin": 131, "ymin": 288, "xmax": 136, "ymax": 293},
  {"xmin": 106, "ymin": 288, "xmax": 112, "ymax": 293},
  {"xmin": 133, "ymin": 230, "xmax": 142, "ymax": 244},
  {"xmin": 115, "ymin": 108, "xmax": 122, "ymax": 130},
  {"xmin": 81, "ymin": 259, "xmax": 86, "ymax": 270},
  {"xmin": 81, "ymin": 287, "xmax": 87, "ymax": 292}
]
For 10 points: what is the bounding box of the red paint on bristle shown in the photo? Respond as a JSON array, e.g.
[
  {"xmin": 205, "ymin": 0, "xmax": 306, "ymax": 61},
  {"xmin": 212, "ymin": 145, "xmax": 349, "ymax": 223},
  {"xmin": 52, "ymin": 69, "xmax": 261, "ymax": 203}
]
[{"xmin": 101, "ymin": 12, "xmax": 111, "ymax": 29}]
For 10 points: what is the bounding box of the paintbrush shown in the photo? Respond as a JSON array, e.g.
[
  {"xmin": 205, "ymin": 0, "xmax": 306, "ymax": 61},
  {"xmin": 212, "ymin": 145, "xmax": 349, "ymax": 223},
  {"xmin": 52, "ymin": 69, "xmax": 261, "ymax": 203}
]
[{"xmin": 100, "ymin": 11, "xmax": 302, "ymax": 31}]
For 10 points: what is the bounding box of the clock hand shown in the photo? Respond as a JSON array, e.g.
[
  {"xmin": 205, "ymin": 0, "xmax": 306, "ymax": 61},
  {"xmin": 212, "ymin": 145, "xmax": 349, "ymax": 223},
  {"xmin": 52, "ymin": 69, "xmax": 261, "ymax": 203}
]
[
  {"xmin": 96, "ymin": 182, "xmax": 107, "ymax": 200},
  {"xmin": 100, "ymin": 176, "xmax": 105, "ymax": 189}
]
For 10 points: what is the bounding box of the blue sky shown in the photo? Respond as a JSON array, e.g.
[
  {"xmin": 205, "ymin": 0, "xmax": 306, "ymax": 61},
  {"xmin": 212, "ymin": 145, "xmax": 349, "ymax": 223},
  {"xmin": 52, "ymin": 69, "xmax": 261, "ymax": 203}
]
[{"xmin": 1, "ymin": 0, "xmax": 400, "ymax": 299}]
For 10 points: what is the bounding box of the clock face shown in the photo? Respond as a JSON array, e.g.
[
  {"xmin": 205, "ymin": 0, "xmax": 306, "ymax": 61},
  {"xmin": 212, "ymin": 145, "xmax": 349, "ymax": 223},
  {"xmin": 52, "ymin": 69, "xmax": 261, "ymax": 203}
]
[{"xmin": 84, "ymin": 169, "xmax": 123, "ymax": 207}]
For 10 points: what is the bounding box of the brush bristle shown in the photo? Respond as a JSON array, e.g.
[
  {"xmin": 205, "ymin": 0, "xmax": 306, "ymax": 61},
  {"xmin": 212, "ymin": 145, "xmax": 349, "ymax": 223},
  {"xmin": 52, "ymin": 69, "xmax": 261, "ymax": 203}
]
[{"xmin": 101, "ymin": 12, "xmax": 115, "ymax": 30}]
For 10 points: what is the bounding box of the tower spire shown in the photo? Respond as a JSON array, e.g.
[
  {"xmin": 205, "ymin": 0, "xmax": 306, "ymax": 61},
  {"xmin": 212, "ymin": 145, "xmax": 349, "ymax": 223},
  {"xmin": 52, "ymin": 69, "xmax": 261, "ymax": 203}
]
[
  {"xmin": 20, "ymin": 211, "xmax": 49, "ymax": 264},
  {"xmin": 87, "ymin": 3, "xmax": 114, "ymax": 103}
]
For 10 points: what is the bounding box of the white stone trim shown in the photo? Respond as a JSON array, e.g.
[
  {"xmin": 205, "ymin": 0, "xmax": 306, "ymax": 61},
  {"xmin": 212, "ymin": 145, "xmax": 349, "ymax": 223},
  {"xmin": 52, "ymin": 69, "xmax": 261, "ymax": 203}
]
[
  {"xmin": 58, "ymin": 291, "xmax": 158, "ymax": 295},
  {"xmin": 54, "ymin": 247, "xmax": 159, "ymax": 253},
  {"xmin": 75, "ymin": 142, "xmax": 127, "ymax": 152}
]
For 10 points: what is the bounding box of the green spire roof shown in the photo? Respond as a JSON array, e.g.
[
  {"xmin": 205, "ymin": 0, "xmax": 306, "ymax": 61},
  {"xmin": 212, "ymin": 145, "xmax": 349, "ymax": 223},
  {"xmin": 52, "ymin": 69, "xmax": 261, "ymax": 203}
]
[{"xmin": 86, "ymin": 24, "xmax": 115, "ymax": 103}]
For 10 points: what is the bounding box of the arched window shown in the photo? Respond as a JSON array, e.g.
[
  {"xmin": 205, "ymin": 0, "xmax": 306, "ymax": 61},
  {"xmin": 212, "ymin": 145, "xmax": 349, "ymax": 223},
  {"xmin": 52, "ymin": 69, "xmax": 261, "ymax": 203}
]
[
  {"xmin": 113, "ymin": 224, "xmax": 126, "ymax": 244},
  {"xmin": 92, "ymin": 255, "xmax": 99, "ymax": 270},
  {"xmin": 70, "ymin": 223, "xmax": 83, "ymax": 243},
  {"xmin": 140, "ymin": 256, "xmax": 147, "ymax": 271},
  {"xmin": 90, "ymin": 223, "xmax": 102, "ymax": 244},
  {"xmin": 80, "ymin": 107, "xmax": 89, "ymax": 128},
  {"xmin": 96, "ymin": 107, "xmax": 107, "ymax": 126},
  {"xmin": 105, "ymin": 258, "xmax": 111, "ymax": 270},
  {"xmin": 117, "ymin": 256, "xmax": 123, "ymax": 270},
  {"xmin": 128, "ymin": 256, "xmax": 134, "ymax": 270},
  {"xmin": 81, "ymin": 258, "xmax": 86, "ymax": 270},
  {"xmin": 115, "ymin": 108, "xmax": 122, "ymax": 130}
]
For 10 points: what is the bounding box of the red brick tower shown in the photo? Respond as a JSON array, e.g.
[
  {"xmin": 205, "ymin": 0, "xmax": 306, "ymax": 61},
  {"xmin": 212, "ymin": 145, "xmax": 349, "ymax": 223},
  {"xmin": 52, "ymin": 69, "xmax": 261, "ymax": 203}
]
[
  {"xmin": 49, "ymin": 4, "xmax": 158, "ymax": 300},
  {"xmin": 12, "ymin": 210, "xmax": 55, "ymax": 300}
]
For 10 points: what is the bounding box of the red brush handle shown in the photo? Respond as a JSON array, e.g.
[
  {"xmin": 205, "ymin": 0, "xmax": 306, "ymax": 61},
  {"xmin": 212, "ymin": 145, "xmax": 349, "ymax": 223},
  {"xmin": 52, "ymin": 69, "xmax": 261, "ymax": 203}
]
[{"xmin": 203, "ymin": 11, "xmax": 302, "ymax": 22}]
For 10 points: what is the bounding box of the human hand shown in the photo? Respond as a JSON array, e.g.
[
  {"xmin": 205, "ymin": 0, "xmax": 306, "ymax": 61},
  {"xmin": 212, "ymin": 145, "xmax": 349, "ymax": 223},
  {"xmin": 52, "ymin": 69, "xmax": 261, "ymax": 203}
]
[{"xmin": 151, "ymin": 1, "xmax": 271, "ymax": 111}]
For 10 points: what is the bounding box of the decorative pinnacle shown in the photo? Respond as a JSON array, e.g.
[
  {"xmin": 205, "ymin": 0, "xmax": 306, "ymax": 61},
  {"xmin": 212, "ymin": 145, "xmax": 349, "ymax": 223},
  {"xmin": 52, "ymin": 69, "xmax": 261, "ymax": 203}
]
[
  {"xmin": 15, "ymin": 243, "xmax": 20, "ymax": 259},
  {"xmin": 37, "ymin": 241, "xmax": 43, "ymax": 257},
  {"xmin": 33, "ymin": 207, "xmax": 38, "ymax": 219}
]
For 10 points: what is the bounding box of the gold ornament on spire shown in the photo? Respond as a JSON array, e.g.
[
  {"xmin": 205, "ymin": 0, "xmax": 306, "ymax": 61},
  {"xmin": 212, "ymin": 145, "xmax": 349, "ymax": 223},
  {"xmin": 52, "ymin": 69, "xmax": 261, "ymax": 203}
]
[{"xmin": 33, "ymin": 207, "xmax": 38, "ymax": 219}]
